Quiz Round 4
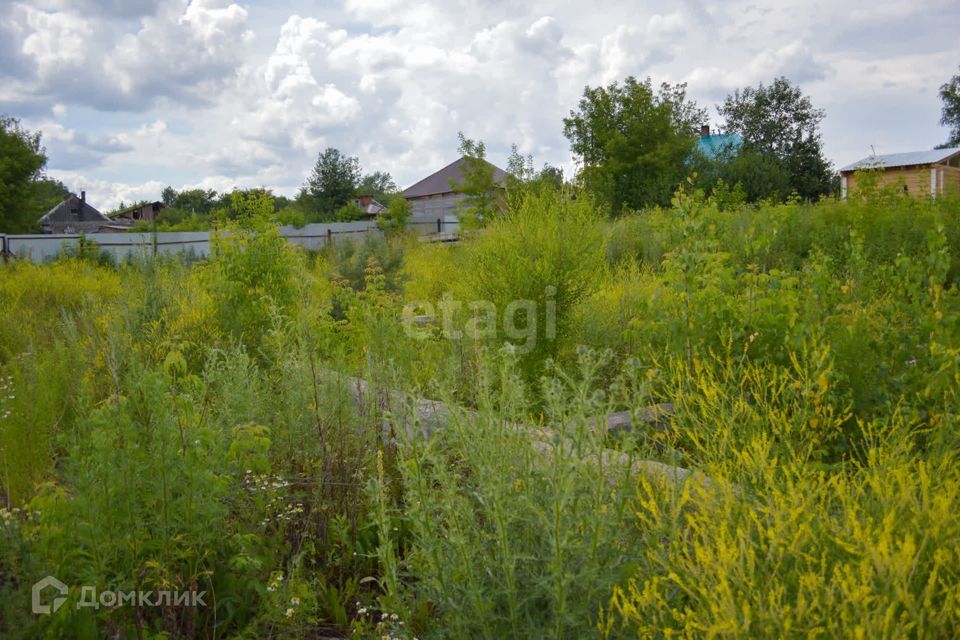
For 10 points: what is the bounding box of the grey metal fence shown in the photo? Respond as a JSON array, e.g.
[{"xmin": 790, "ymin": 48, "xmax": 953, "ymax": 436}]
[{"xmin": 1, "ymin": 215, "xmax": 459, "ymax": 264}]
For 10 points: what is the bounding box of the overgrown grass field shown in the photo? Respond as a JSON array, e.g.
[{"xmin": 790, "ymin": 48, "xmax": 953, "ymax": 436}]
[{"xmin": 1, "ymin": 182, "xmax": 959, "ymax": 638}]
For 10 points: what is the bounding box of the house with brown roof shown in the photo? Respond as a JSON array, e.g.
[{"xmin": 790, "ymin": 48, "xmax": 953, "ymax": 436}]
[
  {"xmin": 38, "ymin": 192, "xmax": 116, "ymax": 234},
  {"xmin": 401, "ymin": 156, "xmax": 508, "ymax": 218},
  {"xmin": 840, "ymin": 147, "xmax": 960, "ymax": 199},
  {"xmin": 353, "ymin": 195, "xmax": 386, "ymax": 218}
]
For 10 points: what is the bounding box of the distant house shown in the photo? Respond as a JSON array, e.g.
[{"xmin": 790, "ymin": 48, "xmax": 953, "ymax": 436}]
[
  {"xmin": 38, "ymin": 192, "xmax": 115, "ymax": 234},
  {"xmin": 696, "ymin": 125, "xmax": 742, "ymax": 159},
  {"xmin": 840, "ymin": 147, "xmax": 960, "ymax": 199},
  {"xmin": 353, "ymin": 195, "xmax": 386, "ymax": 218},
  {"xmin": 401, "ymin": 156, "xmax": 509, "ymax": 218},
  {"xmin": 110, "ymin": 201, "xmax": 165, "ymax": 224}
]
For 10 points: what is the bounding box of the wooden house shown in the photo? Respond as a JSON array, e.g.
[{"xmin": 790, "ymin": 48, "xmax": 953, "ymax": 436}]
[
  {"xmin": 38, "ymin": 192, "xmax": 115, "ymax": 234},
  {"xmin": 110, "ymin": 201, "xmax": 165, "ymax": 223},
  {"xmin": 840, "ymin": 147, "xmax": 960, "ymax": 198}
]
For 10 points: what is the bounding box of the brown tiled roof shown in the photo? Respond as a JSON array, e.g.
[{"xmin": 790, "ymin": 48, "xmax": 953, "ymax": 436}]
[{"xmin": 401, "ymin": 156, "xmax": 508, "ymax": 199}]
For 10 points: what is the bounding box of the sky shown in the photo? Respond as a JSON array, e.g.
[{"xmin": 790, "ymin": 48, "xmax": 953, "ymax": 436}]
[{"xmin": 1, "ymin": 0, "xmax": 958, "ymax": 210}]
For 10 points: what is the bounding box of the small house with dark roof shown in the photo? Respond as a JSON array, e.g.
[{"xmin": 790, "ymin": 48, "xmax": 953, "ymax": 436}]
[
  {"xmin": 38, "ymin": 192, "xmax": 114, "ymax": 234},
  {"xmin": 401, "ymin": 156, "xmax": 509, "ymax": 218},
  {"xmin": 840, "ymin": 147, "xmax": 960, "ymax": 199}
]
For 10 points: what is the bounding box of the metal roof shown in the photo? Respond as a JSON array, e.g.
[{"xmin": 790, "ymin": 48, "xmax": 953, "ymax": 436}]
[
  {"xmin": 697, "ymin": 133, "xmax": 742, "ymax": 159},
  {"xmin": 840, "ymin": 147, "xmax": 960, "ymax": 172},
  {"xmin": 401, "ymin": 156, "xmax": 508, "ymax": 199}
]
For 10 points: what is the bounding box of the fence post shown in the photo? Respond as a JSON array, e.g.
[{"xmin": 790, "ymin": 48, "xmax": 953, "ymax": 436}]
[
  {"xmin": 326, "ymin": 227, "xmax": 332, "ymax": 246},
  {"xmin": 437, "ymin": 218, "xmax": 442, "ymax": 234}
]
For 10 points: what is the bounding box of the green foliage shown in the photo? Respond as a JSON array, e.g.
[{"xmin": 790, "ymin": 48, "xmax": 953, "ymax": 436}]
[
  {"xmin": 709, "ymin": 177, "xmax": 747, "ymax": 210},
  {"xmin": 457, "ymin": 188, "xmax": 606, "ymax": 381},
  {"xmin": 451, "ymin": 132, "xmax": 503, "ymax": 230},
  {"xmin": 3, "ymin": 183, "xmax": 960, "ymax": 638},
  {"xmin": 27, "ymin": 177, "xmax": 70, "ymax": 222},
  {"xmin": 0, "ymin": 115, "xmax": 49, "ymax": 232},
  {"xmin": 380, "ymin": 349, "xmax": 642, "ymax": 639},
  {"xmin": 505, "ymin": 144, "xmax": 565, "ymax": 208},
  {"xmin": 694, "ymin": 147, "xmax": 793, "ymax": 203},
  {"xmin": 377, "ymin": 197, "xmax": 411, "ymax": 236},
  {"xmin": 26, "ymin": 365, "xmax": 263, "ymax": 637},
  {"xmin": 357, "ymin": 171, "xmax": 399, "ymax": 203},
  {"xmin": 161, "ymin": 185, "xmax": 177, "ymax": 207},
  {"xmin": 171, "ymin": 187, "xmax": 219, "ymax": 215},
  {"xmin": 139, "ymin": 188, "xmax": 299, "ymax": 232},
  {"xmin": 334, "ymin": 201, "xmax": 365, "ymax": 222},
  {"xmin": 325, "ymin": 233, "xmax": 406, "ymax": 293},
  {"xmin": 302, "ymin": 148, "xmax": 361, "ymax": 217},
  {"xmin": 939, "ymin": 65, "xmax": 960, "ymax": 148},
  {"xmin": 719, "ymin": 76, "xmax": 834, "ymax": 200},
  {"xmin": 230, "ymin": 188, "xmax": 276, "ymax": 223},
  {"xmin": 603, "ymin": 406, "xmax": 960, "ymax": 638},
  {"xmin": 208, "ymin": 214, "xmax": 303, "ymax": 356},
  {"xmin": 563, "ymin": 76, "xmax": 706, "ymax": 213},
  {"xmin": 0, "ymin": 338, "xmax": 84, "ymax": 507}
]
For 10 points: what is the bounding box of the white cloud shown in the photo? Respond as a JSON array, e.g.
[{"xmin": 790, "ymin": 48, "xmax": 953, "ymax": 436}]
[
  {"xmin": 4, "ymin": 0, "xmax": 957, "ymax": 204},
  {"xmin": 9, "ymin": 0, "xmax": 252, "ymax": 111},
  {"xmin": 105, "ymin": 0, "xmax": 253, "ymax": 105},
  {"xmin": 21, "ymin": 8, "xmax": 93, "ymax": 72},
  {"xmin": 685, "ymin": 41, "xmax": 830, "ymax": 99},
  {"xmin": 50, "ymin": 173, "xmax": 168, "ymax": 211}
]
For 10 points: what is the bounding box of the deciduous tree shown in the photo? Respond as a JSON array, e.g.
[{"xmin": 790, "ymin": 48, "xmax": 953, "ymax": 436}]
[
  {"xmin": 563, "ymin": 77, "xmax": 706, "ymax": 213},
  {"xmin": 161, "ymin": 185, "xmax": 177, "ymax": 207},
  {"xmin": 938, "ymin": 66, "xmax": 960, "ymax": 148},
  {"xmin": 505, "ymin": 145, "xmax": 565, "ymax": 207},
  {"xmin": 0, "ymin": 116, "xmax": 49, "ymax": 232},
  {"xmin": 173, "ymin": 188, "xmax": 218, "ymax": 214},
  {"xmin": 302, "ymin": 148, "xmax": 361, "ymax": 216},
  {"xmin": 718, "ymin": 77, "xmax": 833, "ymax": 200},
  {"xmin": 451, "ymin": 133, "xmax": 501, "ymax": 230},
  {"xmin": 357, "ymin": 171, "xmax": 398, "ymax": 203}
]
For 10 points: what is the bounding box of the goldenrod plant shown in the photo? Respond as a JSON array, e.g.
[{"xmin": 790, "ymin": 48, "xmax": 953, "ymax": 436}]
[{"xmin": 0, "ymin": 182, "xmax": 959, "ymax": 638}]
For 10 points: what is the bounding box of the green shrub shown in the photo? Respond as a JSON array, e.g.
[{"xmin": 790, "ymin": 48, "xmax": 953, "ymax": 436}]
[
  {"xmin": 325, "ymin": 233, "xmax": 406, "ymax": 293},
  {"xmin": 376, "ymin": 349, "xmax": 644, "ymax": 639},
  {"xmin": 377, "ymin": 198, "xmax": 411, "ymax": 237},
  {"xmin": 24, "ymin": 363, "xmax": 270, "ymax": 637},
  {"xmin": 207, "ymin": 219, "xmax": 303, "ymax": 356},
  {"xmin": 456, "ymin": 188, "xmax": 606, "ymax": 381},
  {"xmin": 0, "ymin": 335, "xmax": 85, "ymax": 506}
]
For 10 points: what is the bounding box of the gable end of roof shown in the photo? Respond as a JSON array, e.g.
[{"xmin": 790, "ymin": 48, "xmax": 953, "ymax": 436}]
[{"xmin": 401, "ymin": 156, "xmax": 509, "ymax": 199}]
